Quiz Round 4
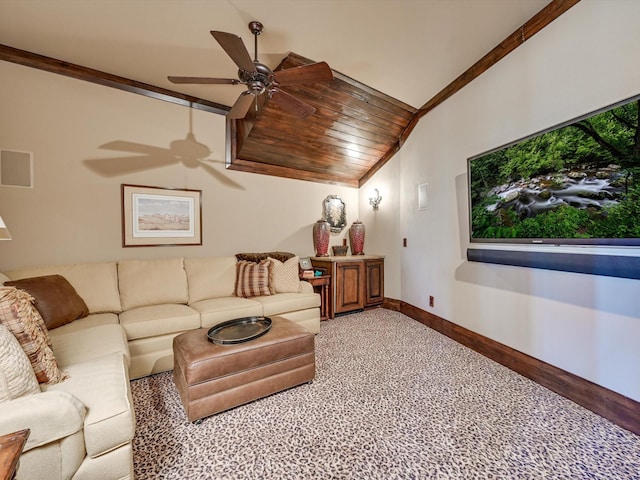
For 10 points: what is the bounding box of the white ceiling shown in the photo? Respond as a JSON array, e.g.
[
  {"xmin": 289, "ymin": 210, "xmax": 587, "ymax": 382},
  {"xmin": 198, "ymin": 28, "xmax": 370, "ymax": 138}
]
[{"xmin": 0, "ymin": 0, "xmax": 550, "ymax": 110}]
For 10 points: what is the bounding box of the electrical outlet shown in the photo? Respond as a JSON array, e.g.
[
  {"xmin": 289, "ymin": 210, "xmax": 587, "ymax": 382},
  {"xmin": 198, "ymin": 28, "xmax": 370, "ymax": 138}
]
[{"xmin": 429, "ymin": 296, "xmax": 434, "ymax": 307}]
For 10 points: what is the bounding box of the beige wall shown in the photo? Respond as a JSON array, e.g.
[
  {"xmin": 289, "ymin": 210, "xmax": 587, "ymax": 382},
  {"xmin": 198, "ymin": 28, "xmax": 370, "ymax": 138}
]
[
  {"xmin": 357, "ymin": 157, "xmax": 402, "ymax": 300},
  {"xmin": 367, "ymin": 1, "xmax": 640, "ymax": 402},
  {"xmin": 0, "ymin": 61, "xmax": 358, "ymax": 270}
]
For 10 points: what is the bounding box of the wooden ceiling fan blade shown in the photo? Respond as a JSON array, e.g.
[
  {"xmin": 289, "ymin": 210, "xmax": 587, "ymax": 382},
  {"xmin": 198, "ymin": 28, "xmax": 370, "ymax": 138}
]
[
  {"xmin": 228, "ymin": 93, "xmax": 256, "ymax": 119},
  {"xmin": 211, "ymin": 31, "xmax": 256, "ymax": 73},
  {"xmin": 271, "ymin": 90, "xmax": 316, "ymax": 119},
  {"xmin": 273, "ymin": 62, "xmax": 334, "ymax": 86},
  {"xmin": 168, "ymin": 76, "xmax": 240, "ymax": 85}
]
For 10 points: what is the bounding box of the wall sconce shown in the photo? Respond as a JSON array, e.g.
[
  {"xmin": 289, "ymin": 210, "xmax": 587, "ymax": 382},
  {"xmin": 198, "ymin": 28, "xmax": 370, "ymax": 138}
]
[
  {"xmin": 0, "ymin": 216, "xmax": 12, "ymax": 240},
  {"xmin": 369, "ymin": 188, "xmax": 382, "ymax": 210}
]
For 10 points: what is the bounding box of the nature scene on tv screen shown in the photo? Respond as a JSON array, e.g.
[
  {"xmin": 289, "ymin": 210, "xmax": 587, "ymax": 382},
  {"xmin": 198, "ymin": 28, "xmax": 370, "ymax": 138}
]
[{"xmin": 469, "ymin": 96, "xmax": 640, "ymax": 243}]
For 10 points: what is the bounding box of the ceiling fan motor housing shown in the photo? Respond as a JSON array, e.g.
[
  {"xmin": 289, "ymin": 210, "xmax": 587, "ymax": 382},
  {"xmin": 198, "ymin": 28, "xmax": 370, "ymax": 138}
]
[{"xmin": 239, "ymin": 62, "xmax": 274, "ymax": 95}]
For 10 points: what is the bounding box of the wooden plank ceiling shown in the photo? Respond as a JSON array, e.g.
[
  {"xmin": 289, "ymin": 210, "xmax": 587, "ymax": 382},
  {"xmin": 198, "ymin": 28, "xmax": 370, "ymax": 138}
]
[{"xmin": 227, "ymin": 53, "xmax": 416, "ymax": 188}]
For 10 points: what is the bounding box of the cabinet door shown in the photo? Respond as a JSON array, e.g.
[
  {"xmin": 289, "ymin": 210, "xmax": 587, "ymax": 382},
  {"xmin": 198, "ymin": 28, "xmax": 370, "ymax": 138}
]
[
  {"xmin": 335, "ymin": 261, "xmax": 365, "ymax": 314},
  {"xmin": 365, "ymin": 259, "xmax": 384, "ymax": 307}
]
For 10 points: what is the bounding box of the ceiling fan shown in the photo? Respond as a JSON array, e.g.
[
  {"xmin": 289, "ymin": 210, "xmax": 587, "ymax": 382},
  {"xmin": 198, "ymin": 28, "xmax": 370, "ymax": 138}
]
[{"xmin": 168, "ymin": 21, "xmax": 334, "ymax": 120}]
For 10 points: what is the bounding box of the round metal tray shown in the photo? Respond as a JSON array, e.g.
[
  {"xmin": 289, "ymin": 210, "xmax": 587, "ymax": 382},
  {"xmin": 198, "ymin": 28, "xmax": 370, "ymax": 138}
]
[{"xmin": 207, "ymin": 316, "xmax": 272, "ymax": 345}]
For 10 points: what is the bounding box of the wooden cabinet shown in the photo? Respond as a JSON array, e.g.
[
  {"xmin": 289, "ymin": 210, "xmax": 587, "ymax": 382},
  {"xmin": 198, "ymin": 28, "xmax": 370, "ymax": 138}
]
[
  {"xmin": 365, "ymin": 258, "xmax": 385, "ymax": 307},
  {"xmin": 311, "ymin": 256, "xmax": 384, "ymax": 318},
  {"xmin": 335, "ymin": 261, "xmax": 365, "ymax": 315}
]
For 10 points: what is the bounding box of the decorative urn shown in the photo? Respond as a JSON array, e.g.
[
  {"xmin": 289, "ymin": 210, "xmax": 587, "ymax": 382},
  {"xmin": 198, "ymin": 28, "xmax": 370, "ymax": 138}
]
[
  {"xmin": 349, "ymin": 220, "xmax": 365, "ymax": 255},
  {"xmin": 313, "ymin": 219, "xmax": 331, "ymax": 257}
]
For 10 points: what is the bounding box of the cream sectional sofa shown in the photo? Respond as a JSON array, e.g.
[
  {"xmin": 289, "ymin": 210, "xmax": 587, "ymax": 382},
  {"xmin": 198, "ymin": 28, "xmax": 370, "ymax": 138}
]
[{"xmin": 0, "ymin": 255, "xmax": 320, "ymax": 480}]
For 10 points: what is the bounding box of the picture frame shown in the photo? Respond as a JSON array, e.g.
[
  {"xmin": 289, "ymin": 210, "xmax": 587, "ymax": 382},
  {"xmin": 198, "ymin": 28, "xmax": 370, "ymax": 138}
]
[
  {"xmin": 299, "ymin": 257, "xmax": 312, "ymax": 270},
  {"xmin": 121, "ymin": 184, "xmax": 202, "ymax": 247}
]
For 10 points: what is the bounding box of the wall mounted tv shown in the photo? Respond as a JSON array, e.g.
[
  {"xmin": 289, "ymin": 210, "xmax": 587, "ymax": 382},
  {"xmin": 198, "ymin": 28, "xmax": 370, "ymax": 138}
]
[{"xmin": 468, "ymin": 94, "xmax": 640, "ymax": 246}]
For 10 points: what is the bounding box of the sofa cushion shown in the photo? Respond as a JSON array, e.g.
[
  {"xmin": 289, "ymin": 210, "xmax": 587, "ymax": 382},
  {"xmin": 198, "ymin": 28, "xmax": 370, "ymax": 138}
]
[
  {"xmin": 190, "ymin": 297, "xmax": 264, "ymax": 329},
  {"xmin": 47, "ymin": 312, "xmax": 119, "ymax": 336},
  {"xmin": 234, "ymin": 260, "xmax": 273, "ymax": 298},
  {"xmin": 235, "ymin": 251, "xmax": 295, "ymax": 263},
  {"xmin": 43, "ymin": 352, "xmax": 135, "ymax": 458},
  {"xmin": 119, "ymin": 304, "xmax": 200, "ymax": 340},
  {"xmin": 3, "ymin": 390, "xmax": 85, "ymax": 455},
  {"xmin": 0, "ymin": 323, "xmax": 40, "ymax": 402},
  {"xmin": 184, "ymin": 256, "xmax": 236, "ymax": 303},
  {"xmin": 0, "ymin": 287, "xmax": 67, "ymax": 385},
  {"xmin": 254, "ymin": 292, "xmax": 321, "ymax": 316},
  {"xmin": 268, "ymin": 256, "xmax": 301, "ymax": 293},
  {"xmin": 50, "ymin": 324, "xmax": 130, "ymax": 369},
  {"xmin": 5, "ymin": 262, "xmax": 122, "ymax": 314},
  {"xmin": 118, "ymin": 258, "xmax": 189, "ymax": 311},
  {"xmin": 5, "ymin": 274, "xmax": 89, "ymax": 330}
]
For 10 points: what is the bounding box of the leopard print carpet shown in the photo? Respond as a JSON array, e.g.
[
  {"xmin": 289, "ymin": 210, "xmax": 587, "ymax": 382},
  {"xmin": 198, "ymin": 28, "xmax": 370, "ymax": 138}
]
[{"xmin": 131, "ymin": 309, "xmax": 640, "ymax": 479}]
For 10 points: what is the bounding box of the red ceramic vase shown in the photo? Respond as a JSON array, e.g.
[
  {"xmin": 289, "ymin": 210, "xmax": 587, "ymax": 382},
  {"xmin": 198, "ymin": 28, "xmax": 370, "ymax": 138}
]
[
  {"xmin": 313, "ymin": 219, "xmax": 331, "ymax": 256},
  {"xmin": 349, "ymin": 220, "xmax": 365, "ymax": 255}
]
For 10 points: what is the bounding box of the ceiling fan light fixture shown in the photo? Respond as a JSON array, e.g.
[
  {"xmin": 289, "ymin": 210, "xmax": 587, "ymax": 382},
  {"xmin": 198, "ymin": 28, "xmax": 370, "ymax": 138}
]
[{"xmin": 247, "ymin": 81, "xmax": 266, "ymax": 95}]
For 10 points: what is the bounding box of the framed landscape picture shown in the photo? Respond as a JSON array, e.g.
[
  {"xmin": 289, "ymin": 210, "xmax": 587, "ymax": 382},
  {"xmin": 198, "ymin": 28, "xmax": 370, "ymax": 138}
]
[{"xmin": 121, "ymin": 184, "xmax": 202, "ymax": 247}]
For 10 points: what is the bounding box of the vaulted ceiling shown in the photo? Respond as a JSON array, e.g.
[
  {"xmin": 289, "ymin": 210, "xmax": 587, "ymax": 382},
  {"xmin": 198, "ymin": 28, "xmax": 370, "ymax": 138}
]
[
  {"xmin": 229, "ymin": 52, "xmax": 416, "ymax": 187},
  {"xmin": 0, "ymin": 0, "xmax": 578, "ymax": 187}
]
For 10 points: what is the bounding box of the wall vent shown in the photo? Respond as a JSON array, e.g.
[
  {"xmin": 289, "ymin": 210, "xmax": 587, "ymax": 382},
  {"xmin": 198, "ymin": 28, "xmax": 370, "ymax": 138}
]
[{"xmin": 0, "ymin": 149, "xmax": 33, "ymax": 188}]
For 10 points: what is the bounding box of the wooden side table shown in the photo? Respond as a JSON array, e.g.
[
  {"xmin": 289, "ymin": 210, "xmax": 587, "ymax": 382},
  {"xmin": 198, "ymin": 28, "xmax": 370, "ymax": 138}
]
[
  {"xmin": 0, "ymin": 429, "xmax": 29, "ymax": 480},
  {"xmin": 303, "ymin": 275, "xmax": 331, "ymax": 321},
  {"xmin": 311, "ymin": 256, "xmax": 384, "ymax": 318}
]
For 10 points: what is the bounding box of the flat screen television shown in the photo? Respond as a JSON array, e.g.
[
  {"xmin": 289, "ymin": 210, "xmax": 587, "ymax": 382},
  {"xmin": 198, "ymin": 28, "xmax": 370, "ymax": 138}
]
[{"xmin": 468, "ymin": 94, "xmax": 640, "ymax": 246}]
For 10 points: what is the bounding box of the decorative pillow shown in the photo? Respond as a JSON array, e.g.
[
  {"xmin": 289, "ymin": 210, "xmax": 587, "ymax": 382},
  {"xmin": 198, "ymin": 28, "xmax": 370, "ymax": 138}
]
[
  {"xmin": 234, "ymin": 260, "xmax": 273, "ymax": 298},
  {"xmin": 0, "ymin": 324, "xmax": 40, "ymax": 403},
  {"xmin": 0, "ymin": 287, "xmax": 67, "ymax": 384},
  {"xmin": 268, "ymin": 256, "xmax": 302, "ymax": 293},
  {"xmin": 5, "ymin": 274, "xmax": 89, "ymax": 330},
  {"xmin": 235, "ymin": 251, "xmax": 296, "ymax": 264}
]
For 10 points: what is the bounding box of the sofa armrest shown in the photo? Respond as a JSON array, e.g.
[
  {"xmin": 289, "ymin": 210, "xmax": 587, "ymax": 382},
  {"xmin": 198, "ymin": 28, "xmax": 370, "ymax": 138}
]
[
  {"xmin": 0, "ymin": 391, "xmax": 86, "ymax": 452},
  {"xmin": 299, "ymin": 281, "xmax": 314, "ymax": 294}
]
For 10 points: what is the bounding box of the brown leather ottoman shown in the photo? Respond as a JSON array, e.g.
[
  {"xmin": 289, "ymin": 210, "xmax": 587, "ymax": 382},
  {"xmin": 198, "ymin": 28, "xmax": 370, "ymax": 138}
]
[{"xmin": 173, "ymin": 316, "xmax": 315, "ymax": 422}]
